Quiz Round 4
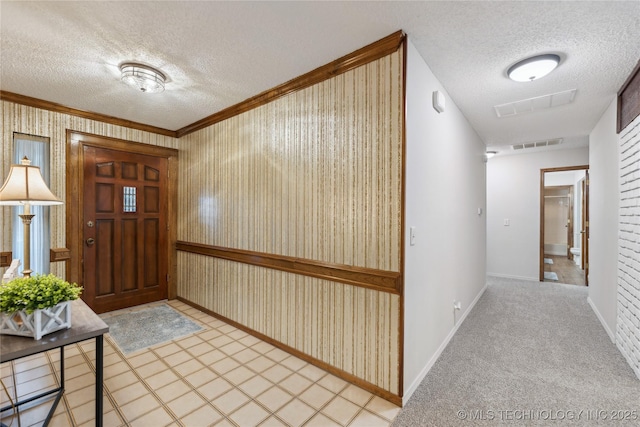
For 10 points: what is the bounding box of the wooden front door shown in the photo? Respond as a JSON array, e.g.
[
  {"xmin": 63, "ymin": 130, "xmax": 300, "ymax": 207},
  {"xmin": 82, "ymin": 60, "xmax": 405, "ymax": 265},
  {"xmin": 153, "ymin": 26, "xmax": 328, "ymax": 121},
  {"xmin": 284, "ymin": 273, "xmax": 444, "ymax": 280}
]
[{"xmin": 82, "ymin": 146, "xmax": 168, "ymax": 313}]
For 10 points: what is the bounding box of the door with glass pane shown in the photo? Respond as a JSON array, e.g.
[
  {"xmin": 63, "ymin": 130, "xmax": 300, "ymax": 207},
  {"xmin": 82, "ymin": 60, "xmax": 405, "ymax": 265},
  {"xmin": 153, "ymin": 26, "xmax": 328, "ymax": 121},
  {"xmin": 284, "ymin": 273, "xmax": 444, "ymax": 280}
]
[{"xmin": 82, "ymin": 146, "xmax": 168, "ymax": 313}]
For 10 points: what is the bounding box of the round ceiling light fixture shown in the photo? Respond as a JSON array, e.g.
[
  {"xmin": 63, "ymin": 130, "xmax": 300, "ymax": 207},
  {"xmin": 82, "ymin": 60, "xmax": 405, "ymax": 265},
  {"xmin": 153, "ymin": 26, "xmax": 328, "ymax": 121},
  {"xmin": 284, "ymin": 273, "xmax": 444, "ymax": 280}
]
[
  {"xmin": 507, "ymin": 54, "xmax": 561, "ymax": 82},
  {"xmin": 120, "ymin": 63, "xmax": 166, "ymax": 93}
]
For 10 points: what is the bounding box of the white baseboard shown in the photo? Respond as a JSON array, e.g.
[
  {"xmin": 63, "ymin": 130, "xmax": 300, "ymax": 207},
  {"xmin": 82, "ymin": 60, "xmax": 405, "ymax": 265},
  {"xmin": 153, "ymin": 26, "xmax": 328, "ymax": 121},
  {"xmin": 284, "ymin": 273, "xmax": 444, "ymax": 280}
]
[
  {"xmin": 402, "ymin": 282, "xmax": 488, "ymax": 406},
  {"xmin": 487, "ymin": 272, "xmax": 539, "ymax": 282},
  {"xmin": 587, "ymin": 296, "xmax": 615, "ymax": 343}
]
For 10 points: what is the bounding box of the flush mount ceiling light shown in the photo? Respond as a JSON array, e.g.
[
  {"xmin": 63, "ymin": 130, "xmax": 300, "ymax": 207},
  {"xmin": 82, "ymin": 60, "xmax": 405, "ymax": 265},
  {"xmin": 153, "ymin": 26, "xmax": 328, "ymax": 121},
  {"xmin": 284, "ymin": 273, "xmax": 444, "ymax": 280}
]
[
  {"xmin": 120, "ymin": 63, "xmax": 166, "ymax": 93},
  {"xmin": 485, "ymin": 151, "xmax": 497, "ymax": 159},
  {"xmin": 507, "ymin": 54, "xmax": 560, "ymax": 82}
]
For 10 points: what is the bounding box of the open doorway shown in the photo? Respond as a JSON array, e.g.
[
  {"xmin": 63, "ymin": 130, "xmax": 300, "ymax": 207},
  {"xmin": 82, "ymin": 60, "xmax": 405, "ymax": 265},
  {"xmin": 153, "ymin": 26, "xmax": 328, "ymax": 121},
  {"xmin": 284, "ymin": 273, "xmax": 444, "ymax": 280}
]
[{"xmin": 540, "ymin": 165, "xmax": 589, "ymax": 286}]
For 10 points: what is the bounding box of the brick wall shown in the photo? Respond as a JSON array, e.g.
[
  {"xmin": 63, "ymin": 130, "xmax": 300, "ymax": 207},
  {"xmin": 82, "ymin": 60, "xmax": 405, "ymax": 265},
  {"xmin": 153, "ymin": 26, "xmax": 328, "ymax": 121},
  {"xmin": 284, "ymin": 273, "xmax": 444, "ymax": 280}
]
[{"xmin": 618, "ymin": 113, "xmax": 640, "ymax": 379}]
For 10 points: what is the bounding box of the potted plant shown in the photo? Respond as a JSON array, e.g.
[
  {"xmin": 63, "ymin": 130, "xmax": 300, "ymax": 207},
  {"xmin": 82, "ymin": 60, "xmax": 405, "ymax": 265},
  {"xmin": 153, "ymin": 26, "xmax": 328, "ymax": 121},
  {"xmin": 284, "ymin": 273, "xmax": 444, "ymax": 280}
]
[{"xmin": 0, "ymin": 274, "xmax": 83, "ymax": 340}]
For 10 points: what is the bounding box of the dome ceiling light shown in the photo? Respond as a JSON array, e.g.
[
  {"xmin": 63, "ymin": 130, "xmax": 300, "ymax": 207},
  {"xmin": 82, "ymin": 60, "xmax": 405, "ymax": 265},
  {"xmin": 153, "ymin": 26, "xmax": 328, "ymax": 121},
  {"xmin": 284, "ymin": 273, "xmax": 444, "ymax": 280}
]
[
  {"xmin": 507, "ymin": 54, "xmax": 561, "ymax": 82},
  {"xmin": 120, "ymin": 63, "xmax": 166, "ymax": 93}
]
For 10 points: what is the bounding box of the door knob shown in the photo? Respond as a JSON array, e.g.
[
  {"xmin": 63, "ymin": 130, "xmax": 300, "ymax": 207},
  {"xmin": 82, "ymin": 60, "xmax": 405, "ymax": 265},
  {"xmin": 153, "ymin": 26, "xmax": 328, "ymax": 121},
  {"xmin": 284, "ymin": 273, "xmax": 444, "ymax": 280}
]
[{"xmin": 86, "ymin": 238, "xmax": 95, "ymax": 246}]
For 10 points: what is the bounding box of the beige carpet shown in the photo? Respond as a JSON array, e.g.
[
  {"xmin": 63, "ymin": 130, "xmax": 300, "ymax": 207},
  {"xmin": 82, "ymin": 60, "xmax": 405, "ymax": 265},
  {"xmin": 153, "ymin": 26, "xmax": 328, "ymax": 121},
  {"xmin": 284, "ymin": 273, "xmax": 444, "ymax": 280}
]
[{"xmin": 393, "ymin": 276, "xmax": 640, "ymax": 426}]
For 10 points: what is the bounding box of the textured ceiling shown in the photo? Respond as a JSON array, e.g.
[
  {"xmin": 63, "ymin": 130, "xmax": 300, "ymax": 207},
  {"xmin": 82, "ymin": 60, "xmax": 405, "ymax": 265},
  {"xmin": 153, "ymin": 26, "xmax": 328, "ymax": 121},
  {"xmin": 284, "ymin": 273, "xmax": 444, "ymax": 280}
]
[{"xmin": 1, "ymin": 1, "xmax": 639, "ymax": 151}]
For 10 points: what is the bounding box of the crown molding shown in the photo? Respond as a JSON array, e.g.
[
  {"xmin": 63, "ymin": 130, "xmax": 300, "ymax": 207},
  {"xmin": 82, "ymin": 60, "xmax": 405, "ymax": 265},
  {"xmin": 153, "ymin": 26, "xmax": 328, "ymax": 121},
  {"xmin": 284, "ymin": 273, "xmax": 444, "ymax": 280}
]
[
  {"xmin": 0, "ymin": 90, "xmax": 177, "ymax": 138},
  {"xmin": 1, "ymin": 30, "xmax": 405, "ymax": 140},
  {"xmin": 176, "ymin": 30, "xmax": 405, "ymax": 137}
]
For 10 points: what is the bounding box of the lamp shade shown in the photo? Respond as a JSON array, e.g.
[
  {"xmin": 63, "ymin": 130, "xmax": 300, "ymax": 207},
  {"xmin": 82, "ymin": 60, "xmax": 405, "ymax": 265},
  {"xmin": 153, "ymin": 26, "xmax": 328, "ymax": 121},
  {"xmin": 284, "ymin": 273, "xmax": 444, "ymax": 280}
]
[{"xmin": 0, "ymin": 157, "xmax": 62, "ymax": 206}]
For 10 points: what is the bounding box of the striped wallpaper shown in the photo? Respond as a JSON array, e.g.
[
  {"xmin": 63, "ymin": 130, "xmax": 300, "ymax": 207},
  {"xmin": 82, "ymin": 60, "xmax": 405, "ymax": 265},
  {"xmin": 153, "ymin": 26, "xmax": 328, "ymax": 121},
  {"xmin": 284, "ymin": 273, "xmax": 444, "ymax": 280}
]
[
  {"xmin": 178, "ymin": 52, "xmax": 403, "ymax": 271},
  {"xmin": 177, "ymin": 49, "xmax": 404, "ymax": 396},
  {"xmin": 178, "ymin": 253, "xmax": 400, "ymax": 393},
  {"xmin": 1, "ymin": 43, "xmax": 405, "ymax": 399}
]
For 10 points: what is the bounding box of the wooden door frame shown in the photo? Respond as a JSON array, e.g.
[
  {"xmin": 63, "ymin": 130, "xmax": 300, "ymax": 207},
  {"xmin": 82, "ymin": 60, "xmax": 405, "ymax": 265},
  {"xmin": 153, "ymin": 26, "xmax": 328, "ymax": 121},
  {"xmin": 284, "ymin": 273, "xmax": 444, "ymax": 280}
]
[
  {"xmin": 66, "ymin": 130, "xmax": 179, "ymax": 301},
  {"xmin": 567, "ymin": 185, "xmax": 574, "ymax": 260},
  {"xmin": 583, "ymin": 170, "xmax": 590, "ymax": 285},
  {"xmin": 539, "ymin": 165, "xmax": 589, "ymax": 282}
]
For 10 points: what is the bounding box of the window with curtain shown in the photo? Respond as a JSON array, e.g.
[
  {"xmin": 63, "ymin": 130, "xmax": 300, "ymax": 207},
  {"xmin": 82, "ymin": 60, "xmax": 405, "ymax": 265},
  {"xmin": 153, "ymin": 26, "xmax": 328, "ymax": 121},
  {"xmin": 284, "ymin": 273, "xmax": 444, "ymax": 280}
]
[{"xmin": 13, "ymin": 133, "xmax": 51, "ymax": 275}]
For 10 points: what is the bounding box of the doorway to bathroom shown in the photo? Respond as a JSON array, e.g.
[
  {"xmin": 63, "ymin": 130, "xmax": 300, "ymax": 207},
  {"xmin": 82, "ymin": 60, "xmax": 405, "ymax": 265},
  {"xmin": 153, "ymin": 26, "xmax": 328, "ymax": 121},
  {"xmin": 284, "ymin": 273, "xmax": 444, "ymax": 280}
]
[{"xmin": 539, "ymin": 165, "xmax": 589, "ymax": 286}]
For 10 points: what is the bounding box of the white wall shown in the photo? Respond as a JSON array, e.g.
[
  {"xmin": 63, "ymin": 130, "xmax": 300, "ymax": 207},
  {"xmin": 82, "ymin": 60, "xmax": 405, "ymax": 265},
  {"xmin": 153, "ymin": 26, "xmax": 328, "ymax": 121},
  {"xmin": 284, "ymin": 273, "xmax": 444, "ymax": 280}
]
[
  {"xmin": 487, "ymin": 147, "xmax": 589, "ymax": 280},
  {"xmin": 617, "ymin": 112, "xmax": 640, "ymax": 377},
  {"xmin": 588, "ymin": 99, "xmax": 619, "ymax": 340},
  {"xmin": 544, "ymin": 170, "xmax": 578, "ymax": 186},
  {"xmin": 403, "ymin": 39, "xmax": 487, "ymax": 403}
]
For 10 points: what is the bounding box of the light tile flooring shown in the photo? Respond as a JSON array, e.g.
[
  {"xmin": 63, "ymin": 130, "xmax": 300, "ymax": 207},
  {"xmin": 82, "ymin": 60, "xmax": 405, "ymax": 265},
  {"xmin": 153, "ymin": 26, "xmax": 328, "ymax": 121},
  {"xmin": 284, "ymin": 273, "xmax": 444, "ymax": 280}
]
[{"xmin": 0, "ymin": 300, "xmax": 400, "ymax": 426}]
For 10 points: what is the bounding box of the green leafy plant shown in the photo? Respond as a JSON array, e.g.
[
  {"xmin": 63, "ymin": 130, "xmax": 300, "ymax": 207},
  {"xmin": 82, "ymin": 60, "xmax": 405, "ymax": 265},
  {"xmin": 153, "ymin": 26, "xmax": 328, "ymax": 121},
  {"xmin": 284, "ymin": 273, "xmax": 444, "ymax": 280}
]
[{"xmin": 0, "ymin": 274, "xmax": 83, "ymax": 314}]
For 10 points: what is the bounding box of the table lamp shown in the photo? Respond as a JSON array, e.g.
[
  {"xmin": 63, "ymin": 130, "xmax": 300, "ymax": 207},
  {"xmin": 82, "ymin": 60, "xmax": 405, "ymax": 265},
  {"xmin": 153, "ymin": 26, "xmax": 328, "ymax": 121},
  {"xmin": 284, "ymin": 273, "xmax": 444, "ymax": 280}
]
[{"xmin": 0, "ymin": 156, "xmax": 63, "ymax": 277}]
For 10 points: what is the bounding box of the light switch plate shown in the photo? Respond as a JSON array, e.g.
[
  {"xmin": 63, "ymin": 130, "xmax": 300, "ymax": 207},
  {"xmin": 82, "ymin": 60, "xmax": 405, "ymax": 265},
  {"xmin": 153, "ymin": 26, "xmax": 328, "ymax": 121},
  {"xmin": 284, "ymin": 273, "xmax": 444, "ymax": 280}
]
[{"xmin": 410, "ymin": 226, "xmax": 417, "ymax": 246}]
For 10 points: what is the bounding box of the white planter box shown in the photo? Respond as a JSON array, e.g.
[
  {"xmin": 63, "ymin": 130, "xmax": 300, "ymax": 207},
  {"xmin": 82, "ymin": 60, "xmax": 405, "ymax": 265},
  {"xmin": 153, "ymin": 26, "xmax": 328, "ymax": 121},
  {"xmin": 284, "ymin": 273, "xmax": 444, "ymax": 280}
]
[{"xmin": 0, "ymin": 300, "xmax": 72, "ymax": 340}]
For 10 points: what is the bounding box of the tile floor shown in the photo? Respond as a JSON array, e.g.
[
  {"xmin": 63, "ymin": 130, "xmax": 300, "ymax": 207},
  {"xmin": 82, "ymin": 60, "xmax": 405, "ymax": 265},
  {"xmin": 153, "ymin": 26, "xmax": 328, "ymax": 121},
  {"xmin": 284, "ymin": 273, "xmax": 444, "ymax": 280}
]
[{"xmin": 0, "ymin": 300, "xmax": 401, "ymax": 426}]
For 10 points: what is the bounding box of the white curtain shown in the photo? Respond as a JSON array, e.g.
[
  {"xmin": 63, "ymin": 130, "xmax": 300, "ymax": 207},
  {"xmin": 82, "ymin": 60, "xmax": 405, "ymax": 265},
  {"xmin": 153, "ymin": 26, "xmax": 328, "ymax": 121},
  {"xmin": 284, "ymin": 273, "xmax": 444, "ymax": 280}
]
[{"xmin": 13, "ymin": 135, "xmax": 51, "ymax": 275}]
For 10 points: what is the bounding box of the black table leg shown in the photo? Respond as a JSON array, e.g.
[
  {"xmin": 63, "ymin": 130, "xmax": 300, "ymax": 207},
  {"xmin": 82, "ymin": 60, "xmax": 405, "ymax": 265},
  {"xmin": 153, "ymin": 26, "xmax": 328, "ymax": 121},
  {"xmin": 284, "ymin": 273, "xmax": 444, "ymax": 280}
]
[
  {"xmin": 42, "ymin": 346, "xmax": 65, "ymax": 425},
  {"xmin": 95, "ymin": 335, "xmax": 103, "ymax": 427},
  {"xmin": 60, "ymin": 346, "xmax": 65, "ymax": 387},
  {"xmin": 4, "ymin": 346, "xmax": 66, "ymax": 426}
]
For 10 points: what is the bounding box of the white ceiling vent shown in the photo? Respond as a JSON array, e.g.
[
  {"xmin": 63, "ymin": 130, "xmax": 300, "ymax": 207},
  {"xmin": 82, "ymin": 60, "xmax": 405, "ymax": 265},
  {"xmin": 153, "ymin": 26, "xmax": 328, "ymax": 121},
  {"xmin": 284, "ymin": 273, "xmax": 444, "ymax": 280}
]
[
  {"xmin": 494, "ymin": 89, "xmax": 577, "ymax": 118},
  {"xmin": 512, "ymin": 138, "xmax": 564, "ymax": 150}
]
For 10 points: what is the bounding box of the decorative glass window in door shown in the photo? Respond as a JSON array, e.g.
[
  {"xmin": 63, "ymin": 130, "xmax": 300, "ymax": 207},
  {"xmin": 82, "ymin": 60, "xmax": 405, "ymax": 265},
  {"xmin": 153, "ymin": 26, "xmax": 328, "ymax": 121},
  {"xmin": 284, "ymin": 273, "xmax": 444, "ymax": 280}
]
[{"xmin": 123, "ymin": 186, "xmax": 137, "ymax": 213}]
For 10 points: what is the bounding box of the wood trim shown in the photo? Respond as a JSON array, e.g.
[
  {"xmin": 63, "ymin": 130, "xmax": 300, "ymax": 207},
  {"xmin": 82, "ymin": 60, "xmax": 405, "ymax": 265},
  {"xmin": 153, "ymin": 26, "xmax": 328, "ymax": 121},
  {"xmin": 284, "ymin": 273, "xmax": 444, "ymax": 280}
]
[
  {"xmin": 618, "ymin": 59, "xmax": 640, "ymax": 133},
  {"xmin": 50, "ymin": 248, "xmax": 71, "ymax": 262},
  {"xmin": 1, "ymin": 91, "xmax": 177, "ymax": 138},
  {"xmin": 176, "ymin": 30, "xmax": 405, "ymax": 137},
  {"xmin": 66, "ymin": 131, "xmax": 179, "ymax": 300},
  {"xmin": 66, "ymin": 131, "xmax": 179, "ymax": 161},
  {"xmin": 541, "ymin": 165, "xmax": 590, "ymax": 174},
  {"xmin": 177, "ymin": 296, "xmax": 402, "ymax": 406},
  {"xmin": 539, "ymin": 165, "xmax": 589, "ymax": 281},
  {"xmin": 567, "ymin": 186, "xmax": 574, "ymax": 260},
  {"xmin": 539, "ymin": 170, "xmax": 545, "ymax": 282},
  {"xmin": 0, "ymin": 252, "xmax": 11, "ymax": 268},
  {"xmin": 176, "ymin": 241, "xmax": 402, "ymax": 295},
  {"xmin": 397, "ymin": 36, "xmax": 408, "ymax": 399},
  {"xmin": 584, "ymin": 170, "xmax": 590, "ymax": 286}
]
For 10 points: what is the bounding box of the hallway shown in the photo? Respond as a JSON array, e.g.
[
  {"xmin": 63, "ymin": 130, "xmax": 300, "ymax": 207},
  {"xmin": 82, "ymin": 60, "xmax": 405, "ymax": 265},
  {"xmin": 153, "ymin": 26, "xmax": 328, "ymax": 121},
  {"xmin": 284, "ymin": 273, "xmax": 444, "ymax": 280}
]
[{"xmin": 392, "ymin": 276, "xmax": 640, "ymax": 426}]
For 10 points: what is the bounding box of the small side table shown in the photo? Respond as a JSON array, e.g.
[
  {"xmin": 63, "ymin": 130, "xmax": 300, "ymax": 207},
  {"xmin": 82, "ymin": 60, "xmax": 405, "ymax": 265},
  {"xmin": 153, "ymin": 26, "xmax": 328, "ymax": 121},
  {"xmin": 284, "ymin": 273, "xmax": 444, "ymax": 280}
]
[{"xmin": 1, "ymin": 299, "xmax": 109, "ymax": 426}]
